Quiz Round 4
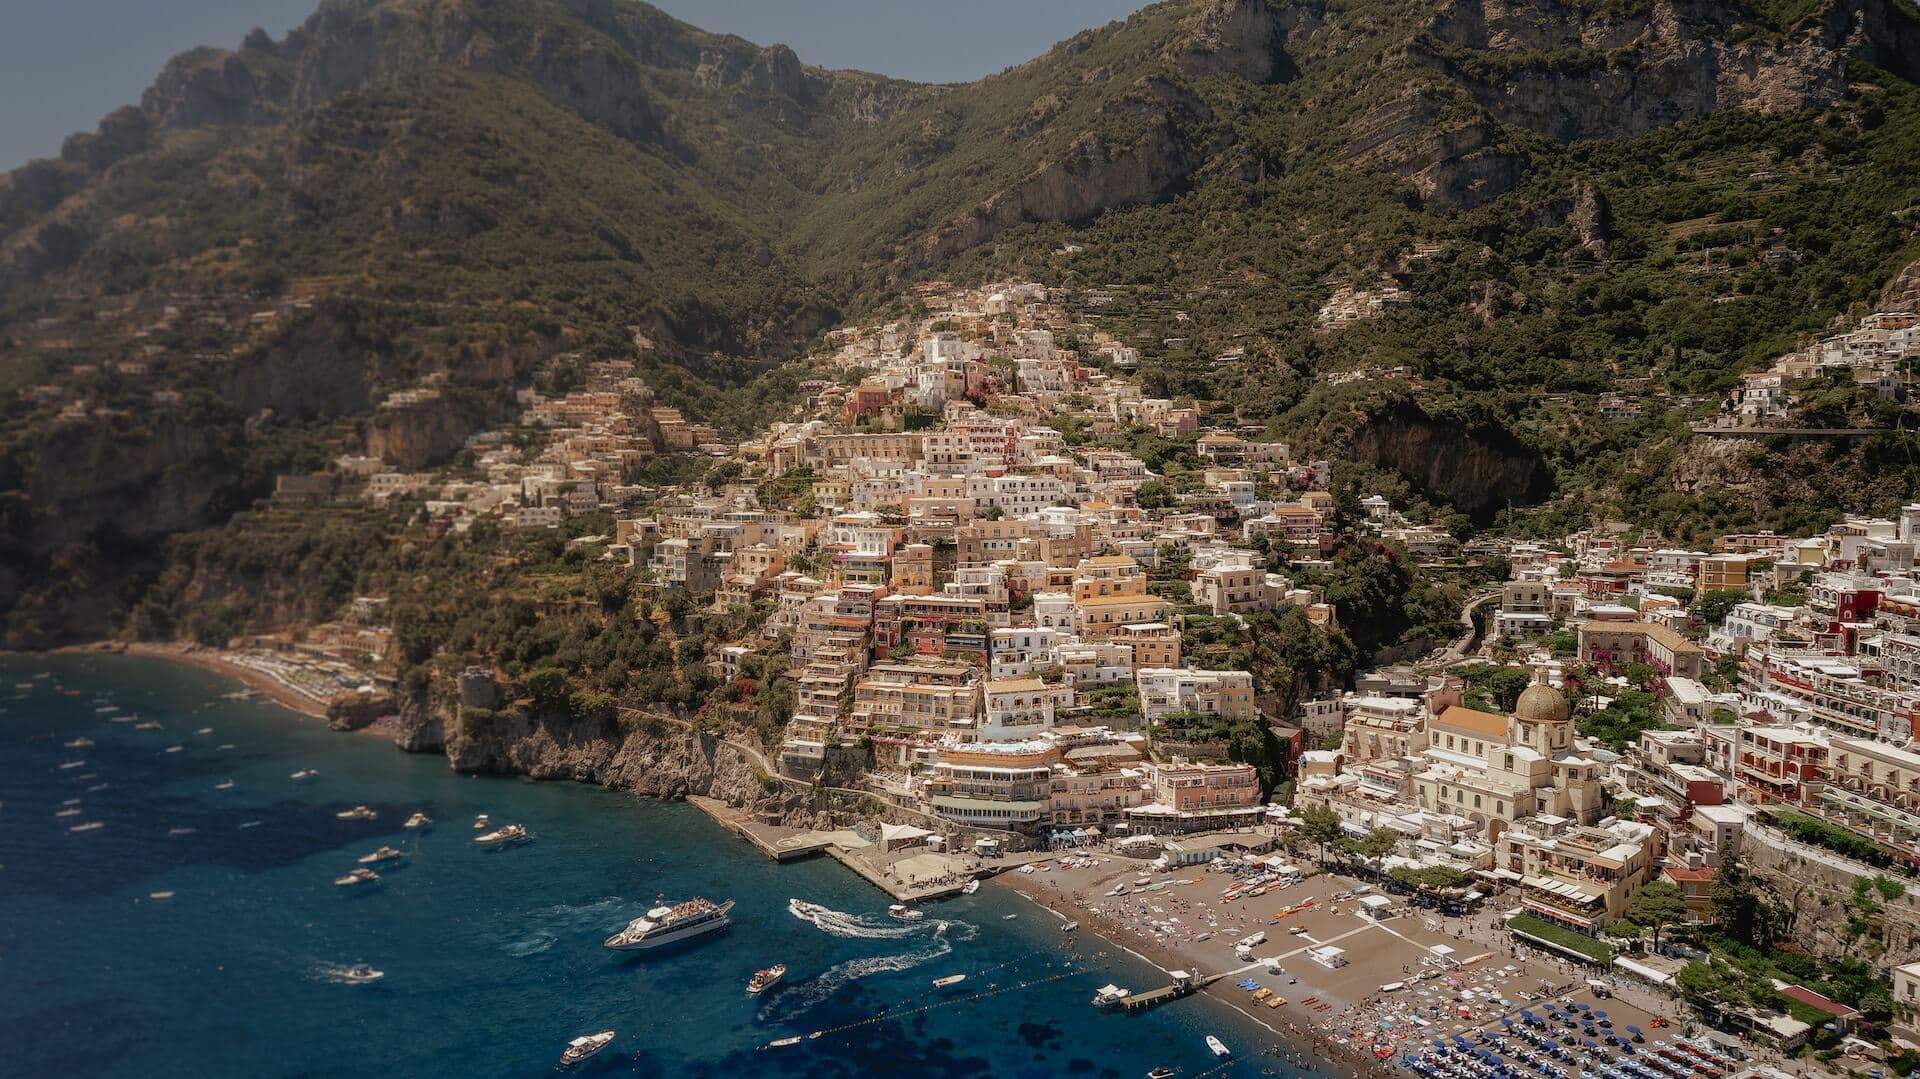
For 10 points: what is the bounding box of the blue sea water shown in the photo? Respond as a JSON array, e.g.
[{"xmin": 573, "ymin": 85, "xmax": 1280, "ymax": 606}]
[{"xmin": 1, "ymin": 654, "xmax": 1301, "ymax": 1078}]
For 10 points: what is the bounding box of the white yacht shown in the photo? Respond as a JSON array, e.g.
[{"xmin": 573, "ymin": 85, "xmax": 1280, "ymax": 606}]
[
  {"xmin": 474, "ymin": 824, "xmax": 528, "ymax": 846},
  {"xmin": 961, "ymin": 880, "xmax": 980, "ymax": 895},
  {"xmin": 933, "ymin": 974, "xmax": 968, "ymax": 989},
  {"xmin": 561, "ymin": 1031, "xmax": 614, "ymax": 1066},
  {"xmin": 342, "ymin": 964, "xmax": 384, "ymax": 984},
  {"xmin": 290, "ymin": 769, "xmax": 319, "ymax": 782},
  {"xmin": 403, "ymin": 812, "xmax": 432, "ymax": 830},
  {"xmin": 334, "ymin": 867, "xmax": 380, "ymax": 887},
  {"xmin": 213, "ymin": 780, "xmax": 235, "ymax": 790},
  {"xmin": 1092, "ymin": 984, "xmax": 1132, "ymax": 1008},
  {"xmin": 1207, "ymin": 1035, "xmax": 1232, "ymax": 1058},
  {"xmin": 604, "ymin": 897, "xmax": 734, "ymax": 950},
  {"xmin": 887, "ymin": 904, "xmax": 925, "ymax": 921},
  {"xmin": 357, "ymin": 846, "xmax": 406, "ymax": 866},
  {"xmin": 747, "ymin": 964, "xmax": 786, "ymax": 994},
  {"xmin": 335, "ymin": 805, "xmax": 376, "ymax": 821}
]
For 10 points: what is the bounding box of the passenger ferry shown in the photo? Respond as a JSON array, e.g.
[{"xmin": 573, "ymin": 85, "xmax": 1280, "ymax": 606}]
[{"xmin": 604, "ymin": 897, "xmax": 734, "ymax": 951}]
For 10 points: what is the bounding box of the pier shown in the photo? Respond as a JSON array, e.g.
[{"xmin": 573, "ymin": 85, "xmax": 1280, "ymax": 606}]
[{"xmin": 1118, "ymin": 970, "xmax": 1200, "ymax": 1012}]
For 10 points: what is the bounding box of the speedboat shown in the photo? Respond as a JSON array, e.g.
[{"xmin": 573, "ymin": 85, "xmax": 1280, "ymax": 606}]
[
  {"xmin": 403, "ymin": 812, "xmax": 432, "ymax": 829},
  {"xmin": 788, "ymin": 899, "xmax": 833, "ymax": 920},
  {"xmin": 56, "ymin": 807, "xmax": 82, "ymax": 818},
  {"xmin": 64, "ymin": 737, "xmax": 94, "ymax": 749},
  {"xmin": 165, "ymin": 745, "xmax": 184, "ymax": 754},
  {"xmin": 213, "ymin": 779, "xmax": 235, "ymax": 790},
  {"xmin": 1207, "ymin": 1035, "xmax": 1232, "ymax": 1058},
  {"xmin": 1148, "ymin": 1069, "xmax": 1176, "ymax": 1079},
  {"xmin": 334, "ymin": 867, "xmax": 380, "ymax": 887},
  {"xmin": 474, "ymin": 824, "xmax": 528, "ymax": 846},
  {"xmin": 747, "ymin": 964, "xmax": 786, "ymax": 994},
  {"xmin": 962, "ymin": 879, "xmax": 980, "ymax": 895},
  {"xmin": 1092, "ymin": 983, "xmax": 1132, "ymax": 1007},
  {"xmin": 472, "ymin": 814, "xmax": 490, "ymax": 830},
  {"xmin": 342, "ymin": 964, "xmax": 384, "ymax": 984},
  {"xmin": 887, "ymin": 904, "xmax": 925, "ymax": 921},
  {"xmin": 336, "ymin": 805, "xmax": 377, "ymax": 821},
  {"xmin": 767, "ymin": 1037, "xmax": 802, "ymax": 1048},
  {"xmin": 69, "ymin": 821, "xmax": 104, "ymax": 832},
  {"xmin": 357, "ymin": 846, "xmax": 406, "ymax": 865},
  {"xmin": 58, "ymin": 760, "xmax": 85, "ymax": 770},
  {"xmin": 135, "ymin": 721, "xmax": 162, "ymax": 730},
  {"xmin": 1061, "ymin": 921, "xmax": 1078, "ymax": 932},
  {"xmin": 290, "ymin": 769, "xmax": 319, "ymax": 782},
  {"xmin": 933, "ymin": 974, "xmax": 968, "ymax": 989},
  {"xmin": 605, "ymin": 897, "xmax": 734, "ymax": 950},
  {"xmin": 561, "ymin": 1031, "xmax": 615, "ymax": 1066}
]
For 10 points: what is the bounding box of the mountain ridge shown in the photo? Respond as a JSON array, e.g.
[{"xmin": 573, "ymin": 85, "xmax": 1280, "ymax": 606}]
[{"xmin": 4, "ymin": 0, "xmax": 1920, "ymax": 646}]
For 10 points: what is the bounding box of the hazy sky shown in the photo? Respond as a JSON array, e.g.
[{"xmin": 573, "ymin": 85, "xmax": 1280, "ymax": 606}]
[{"xmin": 1, "ymin": 0, "xmax": 1145, "ymax": 172}]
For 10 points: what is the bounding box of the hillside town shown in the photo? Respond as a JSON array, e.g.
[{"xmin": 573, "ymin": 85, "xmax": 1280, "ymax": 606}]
[{"xmin": 244, "ymin": 280, "xmax": 1920, "ymax": 1071}]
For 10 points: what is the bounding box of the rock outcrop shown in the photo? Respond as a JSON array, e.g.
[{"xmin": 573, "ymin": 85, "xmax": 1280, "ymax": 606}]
[{"xmin": 1345, "ymin": 405, "xmax": 1551, "ymax": 518}]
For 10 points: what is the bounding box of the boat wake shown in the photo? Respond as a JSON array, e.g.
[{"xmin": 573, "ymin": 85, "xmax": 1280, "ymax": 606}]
[
  {"xmin": 765, "ymin": 905, "xmax": 979, "ymax": 1022},
  {"xmin": 787, "ymin": 898, "xmax": 966, "ymax": 941},
  {"xmin": 503, "ymin": 896, "xmax": 644, "ymax": 957}
]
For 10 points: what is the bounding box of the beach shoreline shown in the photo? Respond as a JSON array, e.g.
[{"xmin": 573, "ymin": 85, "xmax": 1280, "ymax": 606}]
[
  {"xmin": 989, "ymin": 860, "xmax": 1392, "ymax": 1075},
  {"xmin": 33, "ymin": 641, "xmax": 343, "ymax": 724}
]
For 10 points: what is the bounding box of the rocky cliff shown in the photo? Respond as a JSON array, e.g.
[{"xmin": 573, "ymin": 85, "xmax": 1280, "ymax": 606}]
[
  {"xmin": 1345, "ymin": 405, "xmax": 1551, "ymax": 519},
  {"xmin": 408, "ymin": 686, "xmax": 817, "ymax": 820}
]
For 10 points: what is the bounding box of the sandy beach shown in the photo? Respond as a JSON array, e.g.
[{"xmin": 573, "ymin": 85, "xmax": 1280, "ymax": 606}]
[
  {"xmin": 991, "ymin": 851, "xmax": 1677, "ymax": 1077},
  {"xmin": 47, "ymin": 641, "xmax": 364, "ymax": 726}
]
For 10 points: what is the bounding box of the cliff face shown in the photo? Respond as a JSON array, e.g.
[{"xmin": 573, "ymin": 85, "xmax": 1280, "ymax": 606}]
[
  {"xmin": 1346, "ymin": 406, "xmax": 1551, "ymax": 518},
  {"xmin": 424, "ymin": 697, "xmax": 815, "ymax": 820}
]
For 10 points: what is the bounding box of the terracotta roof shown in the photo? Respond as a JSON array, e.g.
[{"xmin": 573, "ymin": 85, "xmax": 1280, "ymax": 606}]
[
  {"xmin": 1434, "ymin": 705, "xmax": 1509, "ymax": 739},
  {"xmin": 1777, "ymin": 985, "xmax": 1858, "ymax": 1018}
]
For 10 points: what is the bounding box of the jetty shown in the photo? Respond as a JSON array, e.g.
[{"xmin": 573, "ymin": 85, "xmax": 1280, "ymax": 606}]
[{"xmin": 1119, "ymin": 970, "xmax": 1198, "ymax": 1012}]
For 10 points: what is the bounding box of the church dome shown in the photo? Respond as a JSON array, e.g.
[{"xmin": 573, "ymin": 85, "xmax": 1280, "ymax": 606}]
[{"xmin": 1514, "ymin": 683, "xmax": 1570, "ymax": 724}]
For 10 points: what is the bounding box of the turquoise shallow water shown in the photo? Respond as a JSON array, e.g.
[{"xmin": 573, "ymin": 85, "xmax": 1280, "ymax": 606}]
[{"xmin": 0, "ymin": 654, "xmax": 1305, "ymax": 1078}]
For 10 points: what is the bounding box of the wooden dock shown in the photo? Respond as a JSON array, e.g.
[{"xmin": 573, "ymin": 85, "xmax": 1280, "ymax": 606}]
[{"xmin": 1119, "ymin": 972, "xmax": 1199, "ymax": 1012}]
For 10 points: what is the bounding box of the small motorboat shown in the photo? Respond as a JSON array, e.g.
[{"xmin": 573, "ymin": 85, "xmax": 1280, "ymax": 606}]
[
  {"xmin": 69, "ymin": 821, "xmax": 105, "ymax": 832},
  {"xmin": 474, "ymin": 824, "xmax": 528, "ymax": 846},
  {"xmin": 1148, "ymin": 1069, "xmax": 1175, "ymax": 1079},
  {"xmin": 334, "ymin": 867, "xmax": 380, "ymax": 887},
  {"xmin": 748, "ymin": 964, "xmax": 787, "ymax": 994},
  {"xmin": 213, "ymin": 780, "xmax": 236, "ymax": 790},
  {"xmin": 962, "ymin": 879, "xmax": 980, "ymax": 895},
  {"xmin": 1207, "ymin": 1035, "xmax": 1231, "ymax": 1059},
  {"xmin": 403, "ymin": 812, "xmax": 432, "ymax": 829},
  {"xmin": 341, "ymin": 964, "xmax": 384, "ymax": 984},
  {"xmin": 168, "ymin": 826, "xmax": 196, "ymax": 836},
  {"xmin": 336, "ymin": 805, "xmax": 377, "ymax": 821},
  {"xmin": 767, "ymin": 1037, "xmax": 802, "ymax": 1048},
  {"xmin": 149, "ymin": 891, "xmax": 175, "ymax": 900},
  {"xmin": 58, "ymin": 760, "xmax": 85, "ymax": 770},
  {"xmin": 472, "ymin": 813, "xmax": 490, "ymax": 830},
  {"xmin": 164, "ymin": 745, "xmax": 185, "ymax": 754},
  {"xmin": 63, "ymin": 737, "xmax": 94, "ymax": 749},
  {"xmin": 933, "ymin": 974, "xmax": 968, "ymax": 989},
  {"xmin": 887, "ymin": 904, "xmax": 925, "ymax": 921},
  {"xmin": 357, "ymin": 846, "xmax": 406, "ymax": 866},
  {"xmin": 56, "ymin": 807, "xmax": 82, "ymax": 818},
  {"xmin": 196, "ymin": 727, "xmax": 213, "ymax": 735},
  {"xmin": 135, "ymin": 721, "xmax": 162, "ymax": 730},
  {"xmin": 1092, "ymin": 983, "xmax": 1131, "ymax": 1007},
  {"xmin": 290, "ymin": 769, "xmax": 319, "ymax": 782},
  {"xmin": 561, "ymin": 1031, "xmax": 615, "ymax": 1066},
  {"xmin": 1060, "ymin": 921, "xmax": 1078, "ymax": 933}
]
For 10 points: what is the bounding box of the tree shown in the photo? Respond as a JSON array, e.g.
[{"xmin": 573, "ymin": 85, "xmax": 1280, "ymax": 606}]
[
  {"xmin": 1694, "ymin": 590, "xmax": 1749, "ymax": 627},
  {"xmin": 1626, "ymin": 881, "xmax": 1689, "ymax": 951},
  {"xmin": 1709, "ymin": 850, "xmax": 1770, "ymax": 947},
  {"xmin": 1297, "ymin": 803, "xmax": 1345, "ymax": 865},
  {"xmin": 1357, "ymin": 826, "xmax": 1400, "ymax": 862}
]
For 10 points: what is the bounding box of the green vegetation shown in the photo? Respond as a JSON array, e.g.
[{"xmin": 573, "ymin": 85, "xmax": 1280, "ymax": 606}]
[
  {"xmin": 1508, "ymin": 914, "xmax": 1613, "ymax": 962},
  {"xmin": 1761, "ymin": 809, "xmax": 1904, "ymax": 869}
]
